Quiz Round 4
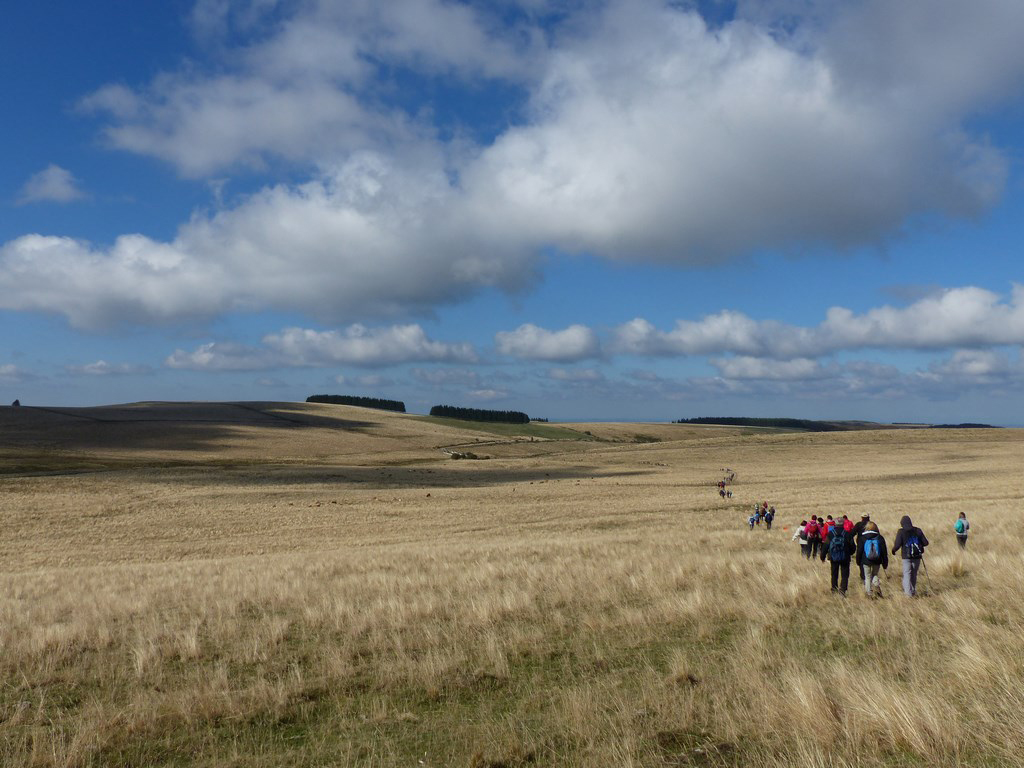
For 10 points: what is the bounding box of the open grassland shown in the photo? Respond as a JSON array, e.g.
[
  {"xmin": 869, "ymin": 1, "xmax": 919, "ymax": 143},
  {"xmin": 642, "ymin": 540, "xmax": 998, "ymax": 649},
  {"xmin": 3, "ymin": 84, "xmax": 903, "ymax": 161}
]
[{"xmin": 1, "ymin": 403, "xmax": 1022, "ymax": 767}]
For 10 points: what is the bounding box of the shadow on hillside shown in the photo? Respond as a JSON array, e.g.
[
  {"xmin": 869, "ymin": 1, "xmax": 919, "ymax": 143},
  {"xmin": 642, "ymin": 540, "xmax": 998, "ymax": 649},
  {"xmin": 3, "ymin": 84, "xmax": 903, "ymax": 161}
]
[
  {"xmin": 146, "ymin": 464, "xmax": 653, "ymax": 490},
  {"xmin": 0, "ymin": 405, "xmax": 375, "ymax": 454}
]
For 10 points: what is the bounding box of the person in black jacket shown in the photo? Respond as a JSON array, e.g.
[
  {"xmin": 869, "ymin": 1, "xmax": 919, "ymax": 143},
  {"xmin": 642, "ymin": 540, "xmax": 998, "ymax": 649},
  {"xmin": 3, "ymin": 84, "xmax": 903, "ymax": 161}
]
[
  {"xmin": 852, "ymin": 514, "xmax": 870, "ymax": 582},
  {"xmin": 824, "ymin": 522, "xmax": 856, "ymax": 595},
  {"xmin": 855, "ymin": 521, "xmax": 888, "ymax": 598},
  {"xmin": 891, "ymin": 515, "xmax": 929, "ymax": 597}
]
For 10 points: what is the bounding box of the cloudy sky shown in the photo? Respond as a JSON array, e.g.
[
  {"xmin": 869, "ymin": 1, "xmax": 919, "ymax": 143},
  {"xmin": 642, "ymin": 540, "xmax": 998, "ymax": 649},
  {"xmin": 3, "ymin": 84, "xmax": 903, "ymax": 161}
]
[{"xmin": 2, "ymin": 0, "xmax": 1023, "ymax": 423}]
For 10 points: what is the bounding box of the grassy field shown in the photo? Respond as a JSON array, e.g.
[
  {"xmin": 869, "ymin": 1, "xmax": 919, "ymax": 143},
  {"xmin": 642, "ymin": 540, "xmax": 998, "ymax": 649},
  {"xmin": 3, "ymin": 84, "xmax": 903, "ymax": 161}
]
[{"xmin": 1, "ymin": 402, "xmax": 1022, "ymax": 767}]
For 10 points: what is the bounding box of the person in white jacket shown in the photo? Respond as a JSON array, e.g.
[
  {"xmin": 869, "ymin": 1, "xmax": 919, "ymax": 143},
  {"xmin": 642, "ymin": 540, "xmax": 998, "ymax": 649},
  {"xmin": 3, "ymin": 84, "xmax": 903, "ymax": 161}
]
[{"xmin": 792, "ymin": 520, "xmax": 809, "ymax": 558}]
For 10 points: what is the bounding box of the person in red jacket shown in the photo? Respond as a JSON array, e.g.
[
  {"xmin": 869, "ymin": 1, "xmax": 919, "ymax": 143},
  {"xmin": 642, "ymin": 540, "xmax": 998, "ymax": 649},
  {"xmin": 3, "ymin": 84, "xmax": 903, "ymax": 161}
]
[
  {"xmin": 820, "ymin": 515, "xmax": 835, "ymax": 562},
  {"xmin": 805, "ymin": 516, "xmax": 821, "ymax": 559}
]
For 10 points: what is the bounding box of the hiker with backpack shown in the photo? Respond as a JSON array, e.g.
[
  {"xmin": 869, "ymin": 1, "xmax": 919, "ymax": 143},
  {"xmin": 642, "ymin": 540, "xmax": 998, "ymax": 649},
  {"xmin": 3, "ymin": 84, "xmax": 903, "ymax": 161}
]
[
  {"xmin": 805, "ymin": 517, "xmax": 821, "ymax": 559},
  {"xmin": 765, "ymin": 507, "xmax": 775, "ymax": 530},
  {"xmin": 954, "ymin": 512, "xmax": 970, "ymax": 549},
  {"xmin": 793, "ymin": 520, "xmax": 809, "ymax": 557},
  {"xmin": 819, "ymin": 515, "xmax": 836, "ymax": 562},
  {"xmin": 852, "ymin": 514, "xmax": 871, "ymax": 582},
  {"xmin": 891, "ymin": 515, "xmax": 929, "ymax": 597},
  {"xmin": 855, "ymin": 521, "xmax": 888, "ymax": 598},
  {"xmin": 825, "ymin": 517, "xmax": 856, "ymax": 595}
]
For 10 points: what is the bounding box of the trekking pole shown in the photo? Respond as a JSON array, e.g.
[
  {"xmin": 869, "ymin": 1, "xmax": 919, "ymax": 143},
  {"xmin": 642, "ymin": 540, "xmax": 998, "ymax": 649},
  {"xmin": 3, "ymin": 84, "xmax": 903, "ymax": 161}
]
[{"xmin": 920, "ymin": 556, "xmax": 930, "ymax": 597}]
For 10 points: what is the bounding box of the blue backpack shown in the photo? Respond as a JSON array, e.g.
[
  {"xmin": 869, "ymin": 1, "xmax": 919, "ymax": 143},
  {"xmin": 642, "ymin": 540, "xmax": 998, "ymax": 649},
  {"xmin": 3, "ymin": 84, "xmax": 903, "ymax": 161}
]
[
  {"xmin": 902, "ymin": 531, "xmax": 924, "ymax": 559},
  {"xmin": 862, "ymin": 536, "xmax": 881, "ymax": 563}
]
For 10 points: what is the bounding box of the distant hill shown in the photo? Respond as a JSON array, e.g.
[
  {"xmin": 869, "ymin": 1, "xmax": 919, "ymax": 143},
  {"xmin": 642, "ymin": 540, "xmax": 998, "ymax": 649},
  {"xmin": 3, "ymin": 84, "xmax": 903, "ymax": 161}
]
[
  {"xmin": 673, "ymin": 417, "xmax": 847, "ymax": 432},
  {"xmin": 674, "ymin": 417, "xmax": 997, "ymax": 431}
]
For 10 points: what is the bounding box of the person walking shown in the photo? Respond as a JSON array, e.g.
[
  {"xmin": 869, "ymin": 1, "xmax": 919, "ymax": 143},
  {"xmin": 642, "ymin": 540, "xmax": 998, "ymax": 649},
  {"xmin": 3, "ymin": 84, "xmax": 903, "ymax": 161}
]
[
  {"xmin": 891, "ymin": 515, "xmax": 929, "ymax": 597},
  {"xmin": 825, "ymin": 517, "xmax": 856, "ymax": 595},
  {"xmin": 954, "ymin": 512, "xmax": 970, "ymax": 549},
  {"xmin": 820, "ymin": 515, "xmax": 835, "ymax": 562},
  {"xmin": 853, "ymin": 514, "xmax": 870, "ymax": 583},
  {"xmin": 765, "ymin": 507, "xmax": 775, "ymax": 530},
  {"xmin": 793, "ymin": 520, "xmax": 809, "ymax": 558},
  {"xmin": 805, "ymin": 516, "xmax": 821, "ymax": 560},
  {"xmin": 855, "ymin": 521, "xmax": 888, "ymax": 598}
]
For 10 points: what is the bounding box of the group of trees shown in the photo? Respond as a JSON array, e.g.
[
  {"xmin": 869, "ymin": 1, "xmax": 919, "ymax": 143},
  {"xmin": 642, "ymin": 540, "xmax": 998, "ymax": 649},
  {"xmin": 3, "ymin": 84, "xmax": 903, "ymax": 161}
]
[
  {"xmin": 307, "ymin": 394, "xmax": 531, "ymax": 424},
  {"xmin": 429, "ymin": 405, "xmax": 530, "ymax": 424},
  {"xmin": 306, "ymin": 394, "xmax": 406, "ymax": 413}
]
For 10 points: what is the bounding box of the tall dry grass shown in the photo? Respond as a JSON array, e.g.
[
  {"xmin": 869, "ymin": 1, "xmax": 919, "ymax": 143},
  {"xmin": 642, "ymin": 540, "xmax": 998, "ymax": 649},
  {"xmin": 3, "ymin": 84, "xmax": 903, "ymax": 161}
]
[{"xmin": 1, "ymin": 420, "xmax": 1022, "ymax": 766}]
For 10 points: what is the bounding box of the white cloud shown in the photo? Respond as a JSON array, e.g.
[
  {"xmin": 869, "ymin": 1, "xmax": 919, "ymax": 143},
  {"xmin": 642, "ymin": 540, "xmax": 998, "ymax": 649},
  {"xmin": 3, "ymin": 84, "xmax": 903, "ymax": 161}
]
[
  {"xmin": 612, "ymin": 285, "xmax": 1024, "ymax": 359},
  {"xmin": 165, "ymin": 341, "xmax": 273, "ymax": 371},
  {"xmin": 264, "ymin": 324, "xmax": 477, "ymax": 366},
  {"xmin": 0, "ymin": 154, "xmax": 537, "ymax": 329},
  {"xmin": 462, "ymin": 0, "xmax": 1015, "ymax": 261},
  {"xmin": 0, "ymin": 364, "xmax": 31, "ymax": 383},
  {"xmin": 547, "ymin": 367, "xmax": 604, "ymax": 382},
  {"xmin": 467, "ymin": 388, "xmax": 506, "ymax": 401},
  {"xmin": 81, "ymin": 0, "xmax": 535, "ymax": 177},
  {"xmin": 4, "ymin": 1, "xmax": 1024, "ymax": 327},
  {"xmin": 166, "ymin": 323, "xmax": 476, "ymax": 370},
  {"xmin": 930, "ymin": 349, "xmax": 1009, "ymax": 377},
  {"xmin": 18, "ymin": 165, "xmax": 86, "ymax": 204},
  {"xmin": 66, "ymin": 361, "xmax": 153, "ymax": 376},
  {"xmin": 709, "ymin": 357, "xmax": 830, "ymax": 381},
  {"xmin": 495, "ymin": 323, "xmax": 600, "ymax": 361}
]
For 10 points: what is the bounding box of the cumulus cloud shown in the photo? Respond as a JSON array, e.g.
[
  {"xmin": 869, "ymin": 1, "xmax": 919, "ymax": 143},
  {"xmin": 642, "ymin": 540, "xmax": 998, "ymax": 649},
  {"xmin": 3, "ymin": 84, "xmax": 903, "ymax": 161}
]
[
  {"xmin": 4, "ymin": 1, "xmax": 1024, "ymax": 327},
  {"xmin": 495, "ymin": 323, "xmax": 601, "ymax": 361},
  {"xmin": 263, "ymin": 324, "xmax": 477, "ymax": 366},
  {"xmin": 17, "ymin": 165, "xmax": 86, "ymax": 204},
  {"xmin": 0, "ymin": 154, "xmax": 537, "ymax": 329},
  {"xmin": 81, "ymin": 0, "xmax": 535, "ymax": 177},
  {"xmin": 66, "ymin": 361, "xmax": 153, "ymax": 376},
  {"xmin": 612, "ymin": 285, "xmax": 1024, "ymax": 359},
  {"xmin": 166, "ymin": 323, "xmax": 476, "ymax": 370},
  {"xmin": 928, "ymin": 349, "xmax": 1021, "ymax": 380}
]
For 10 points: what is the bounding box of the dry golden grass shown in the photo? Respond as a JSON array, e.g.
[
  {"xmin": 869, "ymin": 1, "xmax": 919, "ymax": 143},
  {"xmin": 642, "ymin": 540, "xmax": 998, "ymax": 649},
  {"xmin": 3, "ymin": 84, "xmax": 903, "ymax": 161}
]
[{"xmin": 1, "ymin": 402, "xmax": 1022, "ymax": 766}]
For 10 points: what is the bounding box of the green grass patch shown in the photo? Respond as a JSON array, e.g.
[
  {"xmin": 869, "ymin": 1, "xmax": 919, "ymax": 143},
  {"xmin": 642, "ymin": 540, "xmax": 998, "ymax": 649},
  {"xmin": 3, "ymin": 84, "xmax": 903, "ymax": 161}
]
[{"xmin": 413, "ymin": 416, "xmax": 589, "ymax": 441}]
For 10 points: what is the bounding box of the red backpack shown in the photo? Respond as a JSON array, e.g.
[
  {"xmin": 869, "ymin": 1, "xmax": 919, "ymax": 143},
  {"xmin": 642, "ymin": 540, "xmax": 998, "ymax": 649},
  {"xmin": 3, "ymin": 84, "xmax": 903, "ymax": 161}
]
[{"xmin": 805, "ymin": 521, "xmax": 820, "ymax": 538}]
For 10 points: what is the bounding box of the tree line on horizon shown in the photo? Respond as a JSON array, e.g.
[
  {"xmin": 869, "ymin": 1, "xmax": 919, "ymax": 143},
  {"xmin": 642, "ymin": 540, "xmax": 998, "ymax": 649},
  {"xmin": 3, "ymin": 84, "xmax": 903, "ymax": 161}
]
[
  {"xmin": 306, "ymin": 394, "xmax": 406, "ymax": 413},
  {"xmin": 429, "ymin": 405, "xmax": 530, "ymax": 424}
]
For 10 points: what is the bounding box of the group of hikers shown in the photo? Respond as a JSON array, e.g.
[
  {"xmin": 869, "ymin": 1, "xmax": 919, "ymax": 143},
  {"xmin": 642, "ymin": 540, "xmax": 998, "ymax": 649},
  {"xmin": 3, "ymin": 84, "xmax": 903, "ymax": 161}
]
[
  {"xmin": 716, "ymin": 468, "xmax": 737, "ymax": 499},
  {"xmin": 748, "ymin": 501, "xmax": 775, "ymax": 530},
  {"xmin": 790, "ymin": 511, "xmax": 970, "ymax": 598},
  {"xmin": 719, "ymin": 472, "xmax": 971, "ymax": 598}
]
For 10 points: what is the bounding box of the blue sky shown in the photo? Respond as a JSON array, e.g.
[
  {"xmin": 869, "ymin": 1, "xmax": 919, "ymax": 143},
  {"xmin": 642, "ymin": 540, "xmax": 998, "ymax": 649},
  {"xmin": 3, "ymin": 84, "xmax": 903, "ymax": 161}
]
[{"xmin": 2, "ymin": 0, "xmax": 1023, "ymax": 423}]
